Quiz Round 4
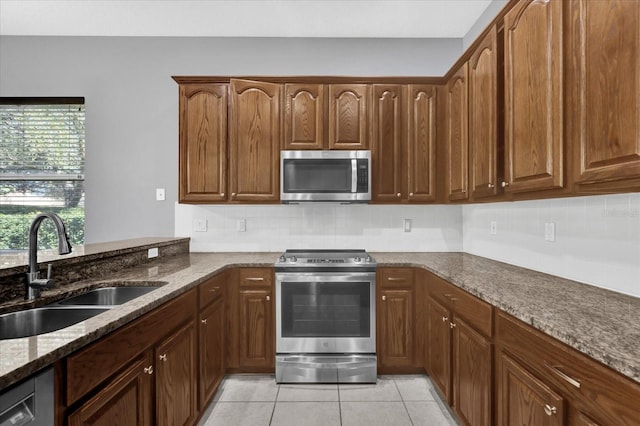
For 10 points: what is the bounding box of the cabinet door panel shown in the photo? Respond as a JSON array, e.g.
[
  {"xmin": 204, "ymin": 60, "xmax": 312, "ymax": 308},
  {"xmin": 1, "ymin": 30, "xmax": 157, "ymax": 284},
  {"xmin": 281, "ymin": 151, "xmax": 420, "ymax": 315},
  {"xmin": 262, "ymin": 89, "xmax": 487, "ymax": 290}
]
[
  {"xmin": 328, "ymin": 84, "xmax": 369, "ymax": 149},
  {"xmin": 372, "ymin": 85, "xmax": 404, "ymax": 202},
  {"xmin": 428, "ymin": 297, "xmax": 452, "ymax": 403},
  {"xmin": 379, "ymin": 288, "xmax": 414, "ymax": 367},
  {"xmin": 239, "ymin": 289, "xmax": 274, "ymax": 368},
  {"xmin": 156, "ymin": 322, "xmax": 198, "ymax": 426},
  {"xmin": 229, "ymin": 79, "xmax": 280, "ymax": 201},
  {"xmin": 199, "ymin": 297, "xmax": 225, "ymax": 409},
  {"xmin": 284, "ymin": 83, "xmax": 325, "ymax": 150},
  {"xmin": 179, "ymin": 84, "xmax": 228, "ymax": 203},
  {"xmin": 454, "ymin": 318, "xmax": 492, "ymax": 426},
  {"xmin": 570, "ymin": 0, "xmax": 640, "ymax": 185},
  {"xmin": 407, "ymin": 85, "xmax": 437, "ymax": 202},
  {"xmin": 445, "ymin": 63, "xmax": 469, "ymax": 201},
  {"xmin": 470, "ymin": 27, "xmax": 500, "ymax": 198},
  {"xmin": 68, "ymin": 354, "xmax": 153, "ymax": 426},
  {"xmin": 498, "ymin": 352, "xmax": 564, "ymax": 426},
  {"xmin": 504, "ymin": 0, "xmax": 563, "ymax": 192}
]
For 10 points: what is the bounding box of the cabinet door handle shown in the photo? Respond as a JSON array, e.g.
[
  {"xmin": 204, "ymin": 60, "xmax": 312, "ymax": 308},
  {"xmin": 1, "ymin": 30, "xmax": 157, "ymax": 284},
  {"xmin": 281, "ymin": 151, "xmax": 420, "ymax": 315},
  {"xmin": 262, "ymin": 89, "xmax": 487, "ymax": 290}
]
[
  {"xmin": 266, "ymin": 295, "xmax": 271, "ymax": 301},
  {"xmin": 501, "ymin": 181, "xmax": 509, "ymax": 188},
  {"xmin": 159, "ymin": 354, "xmax": 167, "ymax": 362},
  {"xmin": 449, "ymin": 322, "xmax": 456, "ymax": 329},
  {"xmin": 144, "ymin": 365, "xmax": 154, "ymax": 375},
  {"xmin": 442, "ymin": 316, "xmax": 448, "ymax": 322},
  {"xmin": 231, "ymin": 192, "xmax": 237, "ymax": 197},
  {"xmin": 409, "ymin": 192, "xmax": 414, "ymax": 196},
  {"xmin": 544, "ymin": 404, "xmax": 557, "ymax": 416},
  {"xmin": 488, "ymin": 183, "xmax": 495, "ymax": 188},
  {"xmin": 246, "ymin": 277, "xmax": 265, "ymax": 281},
  {"xmin": 396, "ymin": 192, "xmax": 401, "ymax": 197},
  {"xmin": 545, "ymin": 363, "xmax": 581, "ymax": 388},
  {"xmin": 382, "ymin": 295, "xmax": 386, "ymax": 301},
  {"xmin": 201, "ymin": 319, "xmax": 207, "ymax": 325},
  {"xmin": 221, "ymin": 192, "xmax": 225, "ymax": 197}
]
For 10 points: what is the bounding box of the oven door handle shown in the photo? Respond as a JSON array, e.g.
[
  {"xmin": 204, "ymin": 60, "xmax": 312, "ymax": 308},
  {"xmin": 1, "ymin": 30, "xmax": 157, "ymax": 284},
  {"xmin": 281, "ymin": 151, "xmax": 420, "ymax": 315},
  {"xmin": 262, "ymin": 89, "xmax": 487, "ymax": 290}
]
[
  {"xmin": 351, "ymin": 158, "xmax": 358, "ymax": 193},
  {"xmin": 276, "ymin": 273, "xmax": 376, "ymax": 283}
]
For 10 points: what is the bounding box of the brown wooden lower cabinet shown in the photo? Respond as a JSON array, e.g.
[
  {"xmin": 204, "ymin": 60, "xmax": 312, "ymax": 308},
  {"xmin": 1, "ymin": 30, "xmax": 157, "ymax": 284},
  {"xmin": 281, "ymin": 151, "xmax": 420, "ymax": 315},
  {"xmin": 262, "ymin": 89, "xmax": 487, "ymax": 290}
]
[
  {"xmin": 497, "ymin": 352, "xmax": 565, "ymax": 426},
  {"xmin": 227, "ymin": 268, "xmax": 275, "ymax": 372},
  {"xmin": 427, "ymin": 296, "xmax": 452, "ymax": 402},
  {"xmin": 377, "ymin": 268, "xmax": 423, "ymax": 373},
  {"xmin": 199, "ymin": 296, "xmax": 225, "ymax": 409},
  {"xmin": 155, "ymin": 321, "xmax": 198, "ymax": 426},
  {"xmin": 68, "ymin": 353, "xmax": 153, "ymax": 426}
]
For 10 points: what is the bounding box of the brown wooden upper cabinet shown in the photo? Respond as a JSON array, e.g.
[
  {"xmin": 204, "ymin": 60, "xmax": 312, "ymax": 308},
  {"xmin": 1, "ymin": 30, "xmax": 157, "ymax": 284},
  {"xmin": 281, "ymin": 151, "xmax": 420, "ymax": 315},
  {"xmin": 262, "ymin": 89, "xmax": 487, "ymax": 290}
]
[
  {"xmin": 229, "ymin": 79, "xmax": 281, "ymax": 202},
  {"xmin": 328, "ymin": 84, "xmax": 369, "ymax": 149},
  {"xmin": 407, "ymin": 85, "xmax": 437, "ymax": 202},
  {"xmin": 371, "ymin": 85, "xmax": 405, "ymax": 202},
  {"xmin": 178, "ymin": 84, "xmax": 228, "ymax": 203},
  {"xmin": 283, "ymin": 83, "xmax": 325, "ymax": 150},
  {"xmin": 503, "ymin": 0, "xmax": 563, "ymax": 194},
  {"xmin": 444, "ymin": 62, "xmax": 470, "ymax": 202},
  {"xmin": 568, "ymin": 0, "xmax": 640, "ymax": 192},
  {"xmin": 469, "ymin": 26, "xmax": 500, "ymax": 199}
]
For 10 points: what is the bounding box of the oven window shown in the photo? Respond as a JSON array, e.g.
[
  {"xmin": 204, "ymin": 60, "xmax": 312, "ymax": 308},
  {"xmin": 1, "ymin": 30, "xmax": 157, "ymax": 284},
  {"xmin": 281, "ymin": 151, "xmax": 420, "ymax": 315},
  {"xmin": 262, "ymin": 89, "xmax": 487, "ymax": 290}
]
[
  {"xmin": 282, "ymin": 159, "xmax": 352, "ymax": 193},
  {"xmin": 280, "ymin": 282, "xmax": 371, "ymax": 338}
]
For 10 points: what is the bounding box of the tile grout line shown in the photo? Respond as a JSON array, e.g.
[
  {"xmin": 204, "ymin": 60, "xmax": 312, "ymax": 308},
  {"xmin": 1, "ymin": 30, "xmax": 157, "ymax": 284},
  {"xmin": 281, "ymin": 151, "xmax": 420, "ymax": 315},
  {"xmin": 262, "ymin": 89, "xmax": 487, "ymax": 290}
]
[
  {"xmin": 268, "ymin": 381, "xmax": 280, "ymax": 426},
  {"xmin": 392, "ymin": 377, "xmax": 416, "ymax": 426},
  {"xmin": 337, "ymin": 383, "xmax": 343, "ymax": 426}
]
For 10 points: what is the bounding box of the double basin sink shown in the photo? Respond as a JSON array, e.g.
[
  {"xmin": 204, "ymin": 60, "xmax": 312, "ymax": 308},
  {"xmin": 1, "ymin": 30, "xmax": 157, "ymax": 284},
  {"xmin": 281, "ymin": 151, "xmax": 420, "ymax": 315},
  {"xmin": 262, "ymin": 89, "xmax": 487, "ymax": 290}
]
[{"xmin": 0, "ymin": 284, "xmax": 164, "ymax": 340}]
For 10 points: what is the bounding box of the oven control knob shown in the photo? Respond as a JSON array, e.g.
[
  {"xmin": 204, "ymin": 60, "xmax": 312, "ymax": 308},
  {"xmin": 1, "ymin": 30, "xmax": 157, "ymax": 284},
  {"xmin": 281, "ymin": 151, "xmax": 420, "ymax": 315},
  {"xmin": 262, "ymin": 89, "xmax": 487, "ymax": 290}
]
[
  {"xmin": 365, "ymin": 256, "xmax": 372, "ymax": 262},
  {"xmin": 278, "ymin": 255, "xmax": 286, "ymax": 263},
  {"xmin": 290, "ymin": 256, "xmax": 297, "ymax": 262},
  {"xmin": 354, "ymin": 256, "xmax": 361, "ymax": 262}
]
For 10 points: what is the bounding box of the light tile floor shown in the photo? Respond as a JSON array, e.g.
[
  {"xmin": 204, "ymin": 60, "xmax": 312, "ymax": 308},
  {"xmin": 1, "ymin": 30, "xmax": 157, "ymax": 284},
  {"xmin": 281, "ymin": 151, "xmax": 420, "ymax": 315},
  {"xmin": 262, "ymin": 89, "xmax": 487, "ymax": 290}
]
[{"xmin": 198, "ymin": 375, "xmax": 459, "ymax": 426}]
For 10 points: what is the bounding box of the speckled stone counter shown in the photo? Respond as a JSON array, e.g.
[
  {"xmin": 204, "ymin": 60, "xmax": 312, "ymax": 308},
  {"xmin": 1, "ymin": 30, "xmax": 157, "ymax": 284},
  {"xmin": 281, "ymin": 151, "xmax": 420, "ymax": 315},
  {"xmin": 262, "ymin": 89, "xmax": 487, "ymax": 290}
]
[{"xmin": 2, "ymin": 250, "xmax": 639, "ymax": 391}]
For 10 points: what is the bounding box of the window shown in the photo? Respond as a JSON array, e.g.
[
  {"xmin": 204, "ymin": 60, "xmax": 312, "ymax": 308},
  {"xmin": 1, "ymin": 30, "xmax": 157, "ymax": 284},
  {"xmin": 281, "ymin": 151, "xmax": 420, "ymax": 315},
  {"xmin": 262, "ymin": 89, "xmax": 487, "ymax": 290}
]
[{"xmin": 0, "ymin": 98, "xmax": 85, "ymax": 254}]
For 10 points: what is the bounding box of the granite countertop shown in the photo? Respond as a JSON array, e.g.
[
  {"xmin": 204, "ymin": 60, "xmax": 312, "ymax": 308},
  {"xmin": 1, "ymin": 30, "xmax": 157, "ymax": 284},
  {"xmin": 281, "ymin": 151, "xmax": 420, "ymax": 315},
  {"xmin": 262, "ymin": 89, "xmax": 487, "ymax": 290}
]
[{"xmin": 1, "ymin": 250, "xmax": 639, "ymax": 391}]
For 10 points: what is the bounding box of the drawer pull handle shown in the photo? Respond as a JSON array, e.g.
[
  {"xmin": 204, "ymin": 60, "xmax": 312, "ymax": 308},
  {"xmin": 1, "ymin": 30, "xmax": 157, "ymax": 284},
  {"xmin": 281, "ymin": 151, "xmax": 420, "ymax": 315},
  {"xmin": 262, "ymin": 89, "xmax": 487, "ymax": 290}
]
[
  {"xmin": 144, "ymin": 366, "xmax": 153, "ymax": 375},
  {"xmin": 201, "ymin": 319, "xmax": 207, "ymax": 325},
  {"xmin": 382, "ymin": 295, "xmax": 387, "ymax": 301},
  {"xmin": 449, "ymin": 322, "xmax": 456, "ymax": 329},
  {"xmin": 159, "ymin": 354, "xmax": 167, "ymax": 362},
  {"xmin": 444, "ymin": 293, "xmax": 452, "ymax": 298},
  {"xmin": 209, "ymin": 288, "xmax": 218, "ymax": 293},
  {"xmin": 544, "ymin": 404, "xmax": 557, "ymax": 416},
  {"xmin": 246, "ymin": 277, "xmax": 265, "ymax": 281},
  {"xmin": 545, "ymin": 363, "xmax": 581, "ymax": 388},
  {"xmin": 387, "ymin": 277, "xmax": 405, "ymax": 281},
  {"xmin": 442, "ymin": 316, "xmax": 448, "ymax": 322}
]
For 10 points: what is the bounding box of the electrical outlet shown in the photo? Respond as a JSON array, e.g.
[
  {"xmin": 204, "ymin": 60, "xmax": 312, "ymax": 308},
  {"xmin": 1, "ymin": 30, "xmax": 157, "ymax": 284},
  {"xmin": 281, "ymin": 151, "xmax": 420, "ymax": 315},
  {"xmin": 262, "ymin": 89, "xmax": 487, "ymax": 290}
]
[
  {"xmin": 156, "ymin": 188, "xmax": 165, "ymax": 201},
  {"xmin": 237, "ymin": 219, "xmax": 246, "ymax": 232},
  {"xmin": 545, "ymin": 222, "xmax": 556, "ymax": 242},
  {"xmin": 403, "ymin": 219, "xmax": 412, "ymax": 232},
  {"xmin": 193, "ymin": 219, "xmax": 207, "ymax": 232},
  {"xmin": 490, "ymin": 221, "xmax": 497, "ymax": 235},
  {"xmin": 147, "ymin": 247, "xmax": 159, "ymax": 258}
]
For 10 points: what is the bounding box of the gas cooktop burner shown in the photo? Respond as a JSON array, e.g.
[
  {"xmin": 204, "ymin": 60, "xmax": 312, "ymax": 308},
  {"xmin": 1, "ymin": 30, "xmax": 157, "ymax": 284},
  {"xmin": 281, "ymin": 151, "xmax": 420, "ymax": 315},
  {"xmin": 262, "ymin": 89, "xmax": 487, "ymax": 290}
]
[{"xmin": 275, "ymin": 249, "xmax": 376, "ymax": 271}]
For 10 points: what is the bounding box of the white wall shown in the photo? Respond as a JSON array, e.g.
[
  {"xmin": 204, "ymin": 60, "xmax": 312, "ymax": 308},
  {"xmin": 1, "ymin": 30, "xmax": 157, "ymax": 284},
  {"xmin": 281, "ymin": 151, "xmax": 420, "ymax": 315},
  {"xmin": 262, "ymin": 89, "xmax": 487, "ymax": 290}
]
[
  {"xmin": 0, "ymin": 36, "xmax": 462, "ymax": 244},
  {"xmin": 463, "ymin": 194, "xmax": 640, "ymax": 297},
  {"xmin": 175, "ymin": 204, "xmax": 463, "ymax": 252}
]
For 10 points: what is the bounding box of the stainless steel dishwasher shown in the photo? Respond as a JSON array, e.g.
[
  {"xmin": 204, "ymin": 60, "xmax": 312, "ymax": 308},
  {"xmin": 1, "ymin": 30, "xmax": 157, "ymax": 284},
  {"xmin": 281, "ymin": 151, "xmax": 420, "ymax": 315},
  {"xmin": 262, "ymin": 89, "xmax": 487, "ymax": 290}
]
[{"xmin": 0, "ymin": 367, "xmax": 53, "ymax": 426}]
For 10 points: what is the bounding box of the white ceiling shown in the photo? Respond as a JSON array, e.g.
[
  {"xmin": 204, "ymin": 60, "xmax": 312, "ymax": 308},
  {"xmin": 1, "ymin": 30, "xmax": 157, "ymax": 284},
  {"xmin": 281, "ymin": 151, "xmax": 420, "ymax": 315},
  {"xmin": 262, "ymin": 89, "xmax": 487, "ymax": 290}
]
[{"xmin": 0, "ymin": 0, "xmax": 493, "ymax": 38}]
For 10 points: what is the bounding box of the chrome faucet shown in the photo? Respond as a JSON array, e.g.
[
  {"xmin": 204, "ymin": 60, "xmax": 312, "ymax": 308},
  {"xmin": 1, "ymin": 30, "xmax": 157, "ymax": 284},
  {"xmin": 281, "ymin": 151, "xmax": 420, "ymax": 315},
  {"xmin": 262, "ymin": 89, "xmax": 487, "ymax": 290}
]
[{"xmin": 26, "ymin": 212, "xmax": 73, "ymax": 300}]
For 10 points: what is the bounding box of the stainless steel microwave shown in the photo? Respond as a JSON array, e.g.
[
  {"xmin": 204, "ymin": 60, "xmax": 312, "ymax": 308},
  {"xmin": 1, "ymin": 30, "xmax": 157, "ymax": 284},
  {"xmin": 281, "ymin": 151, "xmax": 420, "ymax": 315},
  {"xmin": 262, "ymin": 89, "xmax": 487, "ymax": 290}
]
[{"xmin": 280, "ymin": 150, "xmax": 371, "ymax": 203}]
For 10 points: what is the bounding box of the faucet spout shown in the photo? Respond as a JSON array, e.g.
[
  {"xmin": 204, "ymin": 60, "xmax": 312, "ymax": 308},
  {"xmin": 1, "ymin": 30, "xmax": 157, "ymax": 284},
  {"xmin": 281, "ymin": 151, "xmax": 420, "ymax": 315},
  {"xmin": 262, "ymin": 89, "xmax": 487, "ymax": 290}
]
[{"xmin": 26, "ymin": 212, "xmax": 73, "ymax": 299}]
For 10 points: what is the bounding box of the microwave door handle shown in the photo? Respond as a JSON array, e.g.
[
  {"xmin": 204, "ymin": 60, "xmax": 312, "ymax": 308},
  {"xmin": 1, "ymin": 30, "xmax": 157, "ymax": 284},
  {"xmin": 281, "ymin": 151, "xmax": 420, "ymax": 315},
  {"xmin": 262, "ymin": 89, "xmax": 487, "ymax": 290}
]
[{"xmin": 351, "ymin": 159, "xmax": 358, "ymax": 193}]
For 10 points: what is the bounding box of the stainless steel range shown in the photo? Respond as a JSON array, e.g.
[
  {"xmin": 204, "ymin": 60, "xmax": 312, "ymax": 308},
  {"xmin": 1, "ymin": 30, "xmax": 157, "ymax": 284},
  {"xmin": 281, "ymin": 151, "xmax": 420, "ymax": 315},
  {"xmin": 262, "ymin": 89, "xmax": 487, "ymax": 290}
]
[{"xmin": 275, "ymin": 249, "xmax": 377, "ymax": 383}]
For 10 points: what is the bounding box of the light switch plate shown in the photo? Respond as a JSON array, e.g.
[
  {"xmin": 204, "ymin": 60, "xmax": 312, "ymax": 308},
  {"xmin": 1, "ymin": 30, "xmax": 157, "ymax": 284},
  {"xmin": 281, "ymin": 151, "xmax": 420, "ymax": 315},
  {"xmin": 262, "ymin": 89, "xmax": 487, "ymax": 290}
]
[
  {"xmin": 237, "ymin": 219, "xmax": 246, "ymax": 232},
  {"xmin": 156, "ymin": 188, "xmax": 165, "ymax": 201},
  {"xmin": 545, "ymin": 222, "xmax": 556, "ymax": 242},
  {"xmin": 193, "ymin": 219, "xmax": 207, "ymax": 232}
]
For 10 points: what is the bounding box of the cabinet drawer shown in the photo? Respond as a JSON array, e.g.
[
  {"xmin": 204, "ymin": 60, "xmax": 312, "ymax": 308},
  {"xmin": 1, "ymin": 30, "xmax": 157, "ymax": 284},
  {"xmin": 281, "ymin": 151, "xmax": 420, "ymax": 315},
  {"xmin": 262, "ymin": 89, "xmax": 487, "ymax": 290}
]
[
  {"xmin": 497, "ymin": 311, "xmax": 640, "ymax": 425},
  {"xmin": 379, "ymin": 268, "xmax": 414, "ymax": 288},
  {"xmin": 199, "ymin": 271, "xmax": 227, "ymax": 308},
  {"xmin": 238, "ymin": 268, "xmax": 273, "ymax": 289},
  {"xmin": 66, "ymin": 289, "xmax": 197, "ymax": 405},
  {"xmin": 428, "ymin": 273, "xmax": 492, "ymax": 337}
]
